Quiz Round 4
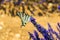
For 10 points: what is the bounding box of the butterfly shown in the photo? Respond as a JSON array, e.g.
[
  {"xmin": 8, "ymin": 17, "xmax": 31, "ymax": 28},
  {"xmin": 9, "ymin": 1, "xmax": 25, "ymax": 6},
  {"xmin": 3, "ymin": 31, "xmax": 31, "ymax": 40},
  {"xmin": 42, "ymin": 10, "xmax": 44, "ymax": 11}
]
[{"xmin": 17, "ymin": 12, "xmax": 31, "ymax": 26}]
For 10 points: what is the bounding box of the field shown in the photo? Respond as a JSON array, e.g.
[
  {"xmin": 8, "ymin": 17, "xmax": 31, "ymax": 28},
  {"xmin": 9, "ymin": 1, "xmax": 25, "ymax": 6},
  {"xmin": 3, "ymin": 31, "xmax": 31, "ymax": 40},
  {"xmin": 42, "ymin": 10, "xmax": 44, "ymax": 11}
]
[{"xmin": 0, "ymin": 0, "xmax": 60, "ymax": 40}]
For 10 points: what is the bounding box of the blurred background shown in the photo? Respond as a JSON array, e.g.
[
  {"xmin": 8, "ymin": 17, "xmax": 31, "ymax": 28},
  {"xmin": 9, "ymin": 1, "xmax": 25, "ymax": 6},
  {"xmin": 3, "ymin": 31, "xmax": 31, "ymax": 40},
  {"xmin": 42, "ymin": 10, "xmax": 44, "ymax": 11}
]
[{"xmin": 0, "ymin": 0, "xmax": 60, "ymax": 40}]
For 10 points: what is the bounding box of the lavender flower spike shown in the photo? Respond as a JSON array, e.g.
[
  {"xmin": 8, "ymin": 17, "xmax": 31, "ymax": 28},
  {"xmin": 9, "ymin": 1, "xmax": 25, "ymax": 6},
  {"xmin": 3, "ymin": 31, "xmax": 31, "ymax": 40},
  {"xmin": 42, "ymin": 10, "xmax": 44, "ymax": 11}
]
[
  {"xmin": 34, "ymin": 30, "xmax": 40, "ymax": 40},
  {"xmin": 48, "ymin": 23, "xmax": 54, "ymax": 39},
  {"xmin": 28, "ymin": 32, "xmax": 36, "ymax": 40},
  {"xmin": 35, "ymin": 24, "xmax": 53, "ymax": 40},
  {"xmin": 30, "ymin": 17, "xmax": 54, "ymax": 40},
  {"xmin": 30, "ymin": 16, "xmax": 37, "ymax": 25},
  {"xmin": 48, "ymin": 23, "xmax": 60, "ymax": 40},
  {"xmin": 57, "ymin": 23, "xmax": 60, "ymax": 28}
]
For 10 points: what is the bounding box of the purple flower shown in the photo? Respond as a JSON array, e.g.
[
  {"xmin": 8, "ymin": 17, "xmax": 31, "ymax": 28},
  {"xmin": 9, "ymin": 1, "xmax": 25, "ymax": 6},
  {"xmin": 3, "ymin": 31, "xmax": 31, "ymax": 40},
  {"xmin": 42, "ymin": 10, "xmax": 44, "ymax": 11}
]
[
  {"xmin": 57, "ymin": 23, "xmax": 60, "ymax": 28},
  {"xmin": 30, "ymin": 16, "xmax": 37, "ymax": 25},
  {"xmin": 48, "ymin": 23, "xmax": 54, "ymax": 32},
  {"xmin": 40, "ymin": 38, "xmax": 45, "ymax": 40},
  {"xmin": 30, "ymin": 18, "xmax": 53, "ymax": 40},
  {"xmin": 28, "ymin": 32, "xmax": 37, "ymax": 40},
  {"xmin": 35, "ymin": 24, "xmax": 53, "ymax": 40},
  {"xmin": 58, "ymin": 6, "xmax": 60, "ymax": 10},
  {"xmin": 30, "ymin": 16, "xmax": 35, "ymax": 21},
  {"xmin": 28, "ymin": 30, "xmax": 40, "ymax": 40},
  {"xmin": 48, "ymin": 23, "xmax": 60, "ymax": 39},
  {"xmin": 48, "ymin": 23, "xmax": 54, "ymax": 39},
  {"xmin": 46, "ymin": 23, "xmax": 60, "ymax": 40},
  {"xmin": 57, "ymin": 24, "xmax": 60, "ymax": 33},
  {"xmin": 30, "ymin": 17, "xmax": 60, "ymax": 40},
  {"xmin": 34, "ymin": 30, "xmax": 40, "ymax": 40}
]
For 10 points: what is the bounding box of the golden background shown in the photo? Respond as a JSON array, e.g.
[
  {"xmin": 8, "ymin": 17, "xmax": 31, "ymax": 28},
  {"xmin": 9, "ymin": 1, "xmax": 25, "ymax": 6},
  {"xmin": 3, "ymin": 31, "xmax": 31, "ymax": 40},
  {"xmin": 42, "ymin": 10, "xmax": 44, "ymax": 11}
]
[{"xmin": 0, "ymin": 0, "xmax": 60, "ymax": 40}]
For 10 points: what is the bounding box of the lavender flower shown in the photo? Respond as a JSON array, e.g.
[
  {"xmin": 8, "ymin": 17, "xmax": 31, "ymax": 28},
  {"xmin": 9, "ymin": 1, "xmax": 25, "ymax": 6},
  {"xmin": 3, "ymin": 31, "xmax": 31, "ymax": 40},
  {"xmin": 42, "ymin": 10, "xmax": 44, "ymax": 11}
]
[
  {"xmin": 58, "ymin": 5, "xmax": 60, "ymax": 10},
  {"xmin": 36, "ymin": 24, "xmax": 53, "ymax": 40},
  {"xmin": 48, "ymin": 23, "xmax": 60, "ymax": 39},
  {"xmin": 28, "ymin": 22, "xmax": 60, "ymax": 40},
  {"xmin": 57, "ymin": 23, "xmax": 60, "ymax": 36},
  {"xmin": 28, "ymin": 32, "xmax": 36, "ymax": 40},
  {"xmin": 40, "ymin": 38, "xmax": 45, "ymax": 40},
  {"xmin": 34, "ymin": 30, "xmax": 40, "ymax": 40},
  {"xmin": 30, "ymin": 16, "xmax": 37, "ymax": 25},
  {"xmin": 30, "ymin": 17, "xmax": 60, "ymax": 40},
  {"xmin": 28, "ymin": 30, "xmax": 40, "ymax": 40},
  {"xmin": 57, "ymin": 23, "xmax": 60, "ymax": 33},
  {"xmin": 57, "ymin": 23, "xmax": 60, "ymax": 28},
  {"xmin": 30, "ymin": 17, "xmax": 54, "ymax": 40},
  {"xmin": 48, "ymin": 23, "xmax": 54, "ymax": 39}
]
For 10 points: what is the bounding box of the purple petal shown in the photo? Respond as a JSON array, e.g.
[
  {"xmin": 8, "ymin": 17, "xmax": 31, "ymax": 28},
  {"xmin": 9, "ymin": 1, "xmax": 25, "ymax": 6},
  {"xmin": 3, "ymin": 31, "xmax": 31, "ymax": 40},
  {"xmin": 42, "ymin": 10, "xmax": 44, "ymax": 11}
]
[
  {"xmin": 28, "ymin": 32, "xmax": 36, "ymax": 40},
  {"xmin": 41, "ymin": 38, "xmax": 46, "ymax": 40},
  {"xmin": 57, "ymin": 23, "xmax": 60, "ymax": 28},
  {"xmin": 48, "ymin": 23, "xmax": 53, "ymax": 32},
  {"xmin": 35, "ymin": 24, "xmax": 53, "ymax": 40},
  {"xmin": 30, "ymin": 16, "xmax": 37, "ymax": 25},
  {"xmin": 58, "ymin": 6, "xmax": 60, "ymax": 10},
  {"xmin": 34, "ymin": 30, "xmax": 40, "ymax": 40},
  {"xmin": 30, "ymin": 16, "xmax": 35, "ymax": 21}
]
